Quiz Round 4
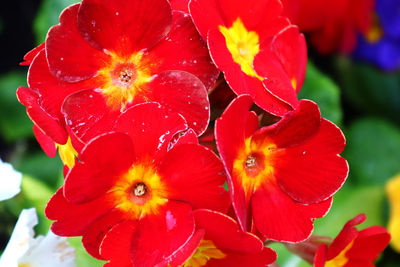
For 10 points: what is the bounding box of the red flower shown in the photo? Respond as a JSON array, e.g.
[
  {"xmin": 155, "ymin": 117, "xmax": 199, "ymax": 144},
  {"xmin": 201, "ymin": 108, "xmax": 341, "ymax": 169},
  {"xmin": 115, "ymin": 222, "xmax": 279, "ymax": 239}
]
[
  {"xmin": 189, "ymin": 0, "xmax": 307, "ymax": 116},
  {"xmin": 282, "ymin": 0, "xmax": 375, "ymax": 54},
  {"xmin": 45, "ymin": 103, "xmax": 230, "ymax": 266},
  {"xmin": 215, "ymin": 95, "xmax": 348, "ymax": 242},
  {"xmin": 19, "ymin": 0, "xmax": 219, "ymax": 150},
  {"xmin": 171, "ymin": 209, "xmax": 276, "ymax": 266},
  {"xmin": 314, "ymin": 214, "xmax": 391, "ymax": 267}
]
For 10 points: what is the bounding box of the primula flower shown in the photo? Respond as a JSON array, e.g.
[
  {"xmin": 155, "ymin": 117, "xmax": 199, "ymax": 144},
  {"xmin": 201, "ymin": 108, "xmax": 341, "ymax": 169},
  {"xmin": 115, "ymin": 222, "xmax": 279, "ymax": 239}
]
[
  {"xmin": 175, "ymin": 209, "xmax": 277, "ymax": 266},
  {"xmin": 282, "ymin": 0, "xmax": 375, "ymax": 54},
  {"xmin": 386, "ymin": 173, "xmax": 400, "ymax": 252},
  {"xmin": 18, "ymin": 0, "xmax": 219, "ymax": 152},
  {"xmin": 0, "ymin": 158, "xmax": 22, "ymax": 201},
  {"xmin": 189, "ymin": 0, "xmax": 307, "ymax": 116},
  {"xmin": 353, "ymin": 0, "xmax": 400, "ymax": 71},
  {"xmin": 215, "ymin": 95, "xmax": 348, "ymax": 242},
  {"xmin": 45, "ymin": 103, "xmax": 230, "ymax": 266},
  {"xmin": 0, "ymin": 208, "xmax": 76, "ymax": 267},
  {"xmin": 314, "ymin": 214, "xmax": 390, "ymax": 267}
]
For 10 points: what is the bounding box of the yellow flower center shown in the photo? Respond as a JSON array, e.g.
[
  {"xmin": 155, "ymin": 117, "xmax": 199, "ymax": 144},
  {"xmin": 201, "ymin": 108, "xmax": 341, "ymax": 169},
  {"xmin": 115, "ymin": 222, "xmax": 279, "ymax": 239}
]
[
  {"xmin": 18, "ymin": 264, "xmax": 32, "ymax": 267},
  {"xmin": 97, "ymin": 52, "xmax": 153, "ymax": 110},
  {"xmin": 325, "ymin": 241, "xmax": 354, "ymax": 267},
  {"xmin": 232, "ymin": 137, "xmax": 277, "ymax": 195},
  {"xmin": 219, "ymin": 18, "xmax": 263, "ymax": 80},
  {"xmin": 56, "ymin": 137, "xmax": 78, "ymax": 169},
  {"xmin": 107, "ymin": 162, "xmax": 169, "ymax": 219},
  {"xmin": 365, "ymin": 14, "xmax": 383, "ymax": 43},
  {"xmin": 386, "ymin": 173, "xmax": 400, "ymax": 252},
  {"xmin": 183, "ymin": 240, "xmax": 226, "ymax": 267}
]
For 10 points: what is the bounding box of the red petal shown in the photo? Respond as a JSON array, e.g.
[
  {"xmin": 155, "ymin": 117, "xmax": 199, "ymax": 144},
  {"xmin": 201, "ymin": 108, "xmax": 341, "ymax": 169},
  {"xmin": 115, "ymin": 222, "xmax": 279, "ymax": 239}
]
[
  {"xmin": 326, "ymin": 214, "xmax": 365, "ymax": 260},
  {"xmin": 207, "ymin": 29, "xmax": 292, "ymax": 116},
  {"xmin": 115, "ymin": 102, "xmax": 188, "ymax": 163},
  {"xmin": 168, "ymin": 230, "xmax": 205, "ymax": 266},
  {"xmin": 16, "ymin": 86, "xmax": 68, "ymax": 144},
  {"xmin": 207, "ymin": 249, "xmax": 277, "ymax": 267},
  {"xmin": 314, "ymin": 244, "xmax": 328, "ymax": 267},
  {"xmin": 270, "ymin": 25, "xmax": 307, "ymax": 93},
  {"xmin": 145, "ymin": 11, "xmax": 219, "ymax": 91},
  {"xmin": 215, "ymin": 95, "xmax": 258, "ymax": 172},
  {"xmin": 193, "ymin": 210, "xmax": 263, "ymax": 253},
  {"xmin": 252, "ymin": 100, "xmax": 321, "ymax": 148},
  {"xmin": 169, "ymin": 129, "xmax": 199, "ymax": 149},
  {"xmin": 62, "ymin": 89, "xmax": 120, "ymax": 143},
  {"xmin": 189, "ymin": 0, "xmax": 286, "ymax": 41},
  {"xmin": 215, "ymin": 95, "xmax": 258, "ymax": 230},
  {"xmin": 347, "ymin": 226, "xmax": 390, "ymax": 262},
  {"xmin": 101, "ymin": 221, "xmax": 137, "ymax": 267},
  {"xmin": 77, "ymin": 0, "xmax": 172, "ymax": 56},
  {"xmin": 46, "ymin": 4, "xmax": 110, "ymax": 82},
  {"xmin": 28, "ymin": 50, "xmax": 95, "ymax": 121},
  {"xmin": 130, "ymin": 201, "xmax": 195, "ymax": 267},
  {"xmin": 64, "ymin": 132, "xmax": 134, "ymax": 203},
  {"xmin": 82, "ymin": 209, "xmax": 125, "ymax": 259},
  {"xmin": 20, "ymin": 43, "xmax": 44, "ymax": 66},
  {"xmin": 169, "ymin": 0, "xmax": 189, "ymax": 13},
  {"xmin": 33, "ymin": 125, "xmax": 57, "ymax": 157},
  {"xmin": 251, "ymin": 182, "xmax": 332, "ymax": 242},
  {"xmin": 142, "ymin": 70, "xmax": 210, "ymax": 135},
  {"xmin": 45, "ymin": 188, "xmax": 113, "ymax": 236},
  {"xmin": 158, "ymin": 144, "xmax": 230, "ymax": 212}
]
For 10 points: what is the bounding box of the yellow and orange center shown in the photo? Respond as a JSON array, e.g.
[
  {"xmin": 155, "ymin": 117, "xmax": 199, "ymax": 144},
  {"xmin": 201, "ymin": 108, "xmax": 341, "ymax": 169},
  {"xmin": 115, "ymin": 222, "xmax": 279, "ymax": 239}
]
[
  {"xmin": 325, "ymin": 241, "xmax": 354, "ymax": 267},
  {"xmin": 365, "ymin": 14, "xmax": 384, "ymax": 43},
  {"xmin": 107, "ymin": 162, "xmax": 169, "ymax": 219},
  {"xmin": 183, "ymin": 240, "xmax": 226, "ymax": 267},
  {"xmin": 219, "ymin": 18, "xmax": 263, "ymax": 80},
  {"xmin": 56, "ymin": 137, "xmax": 78, "ymax": 169},
  {"xmin": 97, "ymin": 52, "xmax": 153, "ymax": 110},
  {"xmin": 233, "ymin": 137, "xmax": 277, "ymax": 194}
]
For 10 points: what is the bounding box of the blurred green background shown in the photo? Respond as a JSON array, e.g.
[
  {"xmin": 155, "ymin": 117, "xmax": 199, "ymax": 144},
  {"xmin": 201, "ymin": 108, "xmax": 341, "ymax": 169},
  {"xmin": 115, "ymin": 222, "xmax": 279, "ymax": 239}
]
[{"xmin": 0, "ymin": 0, "xmax": 399, "ymax": 266}]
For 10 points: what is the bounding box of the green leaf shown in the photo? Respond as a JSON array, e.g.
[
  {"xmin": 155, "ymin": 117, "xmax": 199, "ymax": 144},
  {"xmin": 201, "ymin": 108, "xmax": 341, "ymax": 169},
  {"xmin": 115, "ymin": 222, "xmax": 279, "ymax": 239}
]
[
  {"xmin": 344, "ymin": 118, "xmax": 400, "ymax": 185},
  {"xmin": 68, "ymin": 237, "xmax": 105, "ymax": 267},
  {"xmin": 0, "ymin": 71, "xmax": 33, "ymax": 142},
  {"xmin": 298, "ymin": 61, "xmax": 343, "ymax": 126},
  {"xmin": 335, "ymin": 56, "xmax": 400, "ymax": 125},
  {"xmin": 314, "ymin": 185, "xmax": 386, "ymax": 238},
  {"xmin": 33, "ymin": 0, "xmax": 80, "ymax": 44},
  {"xmin": 21, "ymin": 175, "xmax": 54, "ymax": 235},
  {"xmin": 13, "ymin": 151, "xmax": 63, "ymax": 189}
]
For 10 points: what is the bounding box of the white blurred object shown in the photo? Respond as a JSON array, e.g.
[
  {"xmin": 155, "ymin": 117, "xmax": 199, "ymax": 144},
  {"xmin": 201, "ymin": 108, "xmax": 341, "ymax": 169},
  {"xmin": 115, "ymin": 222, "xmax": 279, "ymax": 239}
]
[
  {"xmin": 0, "ymin": 158, "xmax": 22, "ymax": 201},
  {"xmin": 0, "ymin": 208, "xmax": 76, "ymax": 267}
]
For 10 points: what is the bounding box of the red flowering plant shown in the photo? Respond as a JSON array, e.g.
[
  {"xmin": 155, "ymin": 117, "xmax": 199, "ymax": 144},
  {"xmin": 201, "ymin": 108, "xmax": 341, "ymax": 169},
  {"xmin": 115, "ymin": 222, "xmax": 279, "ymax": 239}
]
[
  {"xmin": 189, "ymin": 0, "xmax": 307, "ymax": 116},
  {"xmin": 18, "ymin": 0, "xmax": 219, "ymax": 165},
  {"xmin": 12, "ymin": 0, "xmax": 392, "ymax": 266},
  {"xmin": 215, "ymin": 95, "xmax": 348, "ymax": 242},
  {"xmin": 314, "ymin": 214, "xmax": 391, "ymax": 267},
  {"xmin": 177, "ymin": 209, "xmax": 277, "ymax": 266},
  {"xmin": 45, "ymin": 103, "xmax": 230, "ymax": 266}
]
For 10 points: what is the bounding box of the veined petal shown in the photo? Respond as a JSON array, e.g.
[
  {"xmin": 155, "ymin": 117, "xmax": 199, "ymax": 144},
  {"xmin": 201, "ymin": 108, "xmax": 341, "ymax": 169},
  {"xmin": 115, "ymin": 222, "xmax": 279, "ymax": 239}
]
[
  {"xmin": 77, "ymin": 0, "xmax": 172, "ymax": 56},
  {"xmin": 0, "ymin": 159, "xmax": 22, "ymax": 201},
  {"xmin": 158, "ymin": 144, "xmax": 230, "ymax": 212},
  {"xmin": 46, "ymin": 3, "xmax": 111, "ymax": 82}
]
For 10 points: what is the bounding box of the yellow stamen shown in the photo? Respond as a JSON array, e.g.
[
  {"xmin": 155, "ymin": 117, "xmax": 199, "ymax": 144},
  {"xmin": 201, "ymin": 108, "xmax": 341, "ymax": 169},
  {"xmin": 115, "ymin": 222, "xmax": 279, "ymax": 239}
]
[
  {"xmin": 184, "ymin": 240, "xmax": 226, "ymax": 267},
  {"xmin": 219, "ymin": 18, "xmax": 263, "ymax": 80},
  {"xmin": 97, "ymin": 52, "xmax": 153, "ymax": 110},
  {"xmin": 365, "ymin": 14, "xmax": 383, "ymax": 43},
  {"xmin": 232, "ymin": 137, "xmax": 277, "ymax": 195},
  {"xmin": 107, "ymin": 162, "xmax": 169, "ymax": 219}
]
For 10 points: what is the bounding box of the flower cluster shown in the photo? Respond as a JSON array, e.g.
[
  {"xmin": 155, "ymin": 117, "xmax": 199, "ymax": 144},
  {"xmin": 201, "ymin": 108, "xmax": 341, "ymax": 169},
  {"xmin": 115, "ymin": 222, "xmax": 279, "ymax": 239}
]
[{"xmin": 17, "ymin": 0, "xmax": 390, "ymax": 266}]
